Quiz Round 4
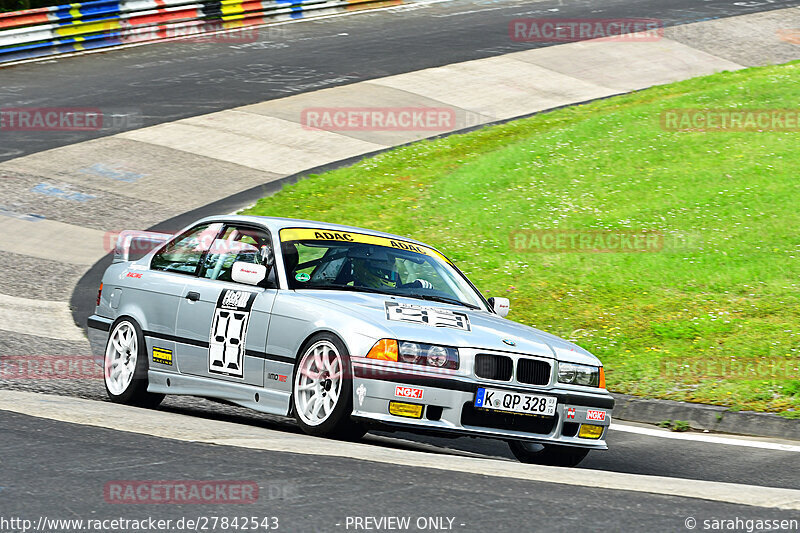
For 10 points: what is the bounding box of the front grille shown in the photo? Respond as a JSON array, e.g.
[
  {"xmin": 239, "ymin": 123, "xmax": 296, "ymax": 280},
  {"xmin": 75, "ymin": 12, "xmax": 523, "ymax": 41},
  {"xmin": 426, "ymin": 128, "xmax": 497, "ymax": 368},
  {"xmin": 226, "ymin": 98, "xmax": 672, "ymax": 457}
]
[
  {"xmin": 517, "ymin": 358, "xmax": 551, "ymax": 385},
  {"xmin": 461, "ymin": 402, "xmax": 557, "ymax": 434},
  {"xmin": 475, "ymin": 354, "xmax": 513, "ymax": 381}
]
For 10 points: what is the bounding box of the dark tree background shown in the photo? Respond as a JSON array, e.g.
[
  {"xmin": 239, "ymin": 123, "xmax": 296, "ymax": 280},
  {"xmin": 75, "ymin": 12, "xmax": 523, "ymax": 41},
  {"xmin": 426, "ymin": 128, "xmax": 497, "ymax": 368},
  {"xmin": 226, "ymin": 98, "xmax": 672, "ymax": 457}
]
[{"xmin": 1, "ymin": 0, "xmax": 67, "ymax": 12}]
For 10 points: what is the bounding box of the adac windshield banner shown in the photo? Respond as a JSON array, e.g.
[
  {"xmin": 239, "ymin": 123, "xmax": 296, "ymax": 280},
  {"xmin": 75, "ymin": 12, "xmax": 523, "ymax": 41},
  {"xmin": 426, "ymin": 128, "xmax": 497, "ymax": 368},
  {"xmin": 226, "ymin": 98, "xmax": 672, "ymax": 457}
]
[{"xmin": 279, "ymin": 228, "xmax": 449, "ymax": 263}]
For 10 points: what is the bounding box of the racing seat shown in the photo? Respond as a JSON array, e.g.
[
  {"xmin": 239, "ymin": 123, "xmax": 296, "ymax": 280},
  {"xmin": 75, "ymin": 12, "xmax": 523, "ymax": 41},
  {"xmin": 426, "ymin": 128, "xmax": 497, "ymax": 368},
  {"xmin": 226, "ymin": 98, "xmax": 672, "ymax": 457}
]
[{"xmin": 282, "ymin": 244, "xmax": 300, "ymax": 280}]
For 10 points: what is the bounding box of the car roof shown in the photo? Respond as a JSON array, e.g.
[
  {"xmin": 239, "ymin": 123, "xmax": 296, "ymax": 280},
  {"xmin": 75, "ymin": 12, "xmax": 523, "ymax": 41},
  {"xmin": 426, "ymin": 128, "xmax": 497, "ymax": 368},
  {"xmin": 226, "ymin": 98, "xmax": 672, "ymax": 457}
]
[{"xmin": 195, "ymin": 215, "xmax": 436, "ymax": 249}]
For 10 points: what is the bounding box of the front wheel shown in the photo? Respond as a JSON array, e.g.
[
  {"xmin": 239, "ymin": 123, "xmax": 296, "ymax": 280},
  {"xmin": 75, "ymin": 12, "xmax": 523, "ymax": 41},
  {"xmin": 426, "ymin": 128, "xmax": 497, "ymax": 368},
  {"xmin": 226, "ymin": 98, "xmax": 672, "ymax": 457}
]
[
  {"xmin": 508, "ymin": 441, "xmax": 590, "ymax": 467},
  {"xmin": 104, "ymin": 318, "xmax": 164, "ymax": 408},
  {"xmin": 292, "ymin": 333, "xmax": 365, "ymax": 440}
]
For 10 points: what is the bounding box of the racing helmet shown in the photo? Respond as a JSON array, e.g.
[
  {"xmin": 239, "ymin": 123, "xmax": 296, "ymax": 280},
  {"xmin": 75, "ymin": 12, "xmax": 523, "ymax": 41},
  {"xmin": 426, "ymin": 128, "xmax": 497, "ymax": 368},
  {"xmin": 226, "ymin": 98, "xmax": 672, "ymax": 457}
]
[{"xmin": 351, "ymin": 257, "xmax": 399, "ymax": 289}]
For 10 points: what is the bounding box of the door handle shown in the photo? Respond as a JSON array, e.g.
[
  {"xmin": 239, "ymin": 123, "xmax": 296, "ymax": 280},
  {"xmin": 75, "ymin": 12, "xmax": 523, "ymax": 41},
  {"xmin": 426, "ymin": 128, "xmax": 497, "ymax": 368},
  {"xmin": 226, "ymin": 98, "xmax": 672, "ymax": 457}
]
[{"xmin": 185, "ymin": 291, "xmax": 200, "ymax": 302}]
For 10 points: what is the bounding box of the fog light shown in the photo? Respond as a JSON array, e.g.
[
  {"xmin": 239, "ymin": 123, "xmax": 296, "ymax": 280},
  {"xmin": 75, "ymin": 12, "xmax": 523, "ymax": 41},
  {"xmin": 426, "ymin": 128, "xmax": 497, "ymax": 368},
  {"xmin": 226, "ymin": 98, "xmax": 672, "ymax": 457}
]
[
  {"xmin": 578, "ymin": 424, "xmax": 604, "ymax": 439},
  {"xmin": 388, "ymin": 401, "xmax": 423, "ymax": 419}
]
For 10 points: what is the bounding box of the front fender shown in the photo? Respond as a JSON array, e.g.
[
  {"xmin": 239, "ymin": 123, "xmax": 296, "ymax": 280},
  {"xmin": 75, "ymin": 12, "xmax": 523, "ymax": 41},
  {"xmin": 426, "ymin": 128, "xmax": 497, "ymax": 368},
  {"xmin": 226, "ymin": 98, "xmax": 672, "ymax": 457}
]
[{"xmin": 266, "ymin": 292, "xmax": 392, "ymax": 361}]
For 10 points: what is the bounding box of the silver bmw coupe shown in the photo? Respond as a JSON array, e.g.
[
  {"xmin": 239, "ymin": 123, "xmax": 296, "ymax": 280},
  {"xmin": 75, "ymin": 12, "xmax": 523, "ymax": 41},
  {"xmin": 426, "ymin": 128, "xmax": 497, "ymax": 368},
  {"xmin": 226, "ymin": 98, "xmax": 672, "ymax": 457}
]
[{"xmin": 87, "ymin": 215, "xmax": 614, "ymax": 466}]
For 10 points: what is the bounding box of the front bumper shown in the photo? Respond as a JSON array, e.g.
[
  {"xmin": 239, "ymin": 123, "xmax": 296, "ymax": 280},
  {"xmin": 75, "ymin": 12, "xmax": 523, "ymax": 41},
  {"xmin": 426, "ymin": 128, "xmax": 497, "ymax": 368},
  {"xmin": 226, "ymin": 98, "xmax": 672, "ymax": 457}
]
[{"xmin": 351, "ymin": 359, "xmax": 614, "ymax": 449}]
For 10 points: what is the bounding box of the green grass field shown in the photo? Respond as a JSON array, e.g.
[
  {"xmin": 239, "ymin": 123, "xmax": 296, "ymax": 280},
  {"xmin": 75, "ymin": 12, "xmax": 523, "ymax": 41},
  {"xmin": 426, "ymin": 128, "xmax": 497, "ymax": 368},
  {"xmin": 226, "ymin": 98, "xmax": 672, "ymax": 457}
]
[{"xmin": 244, "ymin": 61, "xmax": 800, "ymax": 417}]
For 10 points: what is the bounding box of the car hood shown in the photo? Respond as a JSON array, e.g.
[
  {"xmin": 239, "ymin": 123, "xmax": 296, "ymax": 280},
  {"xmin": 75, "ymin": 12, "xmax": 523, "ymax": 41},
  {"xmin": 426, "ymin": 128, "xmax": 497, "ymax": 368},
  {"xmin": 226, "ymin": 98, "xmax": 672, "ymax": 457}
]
[{"xmin": 301, "ymin": 290, "xmax": 601, "ymax": 365}]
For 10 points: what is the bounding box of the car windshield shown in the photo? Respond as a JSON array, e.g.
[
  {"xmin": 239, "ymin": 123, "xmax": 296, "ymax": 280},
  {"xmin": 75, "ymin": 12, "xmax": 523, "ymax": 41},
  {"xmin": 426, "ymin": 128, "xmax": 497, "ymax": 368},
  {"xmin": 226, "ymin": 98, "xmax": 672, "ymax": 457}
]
[{"xmin": 279, "ymin": 228, "xmax": 487, "ymax": 311}]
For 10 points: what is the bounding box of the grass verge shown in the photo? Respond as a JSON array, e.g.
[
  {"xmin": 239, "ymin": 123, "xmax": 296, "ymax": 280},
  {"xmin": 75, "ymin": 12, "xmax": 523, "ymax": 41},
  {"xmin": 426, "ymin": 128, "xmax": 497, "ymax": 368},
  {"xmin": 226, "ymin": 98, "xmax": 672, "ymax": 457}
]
[{"xmin": 244, "ymin": 61, "xmax": 800, "ymax": 417}]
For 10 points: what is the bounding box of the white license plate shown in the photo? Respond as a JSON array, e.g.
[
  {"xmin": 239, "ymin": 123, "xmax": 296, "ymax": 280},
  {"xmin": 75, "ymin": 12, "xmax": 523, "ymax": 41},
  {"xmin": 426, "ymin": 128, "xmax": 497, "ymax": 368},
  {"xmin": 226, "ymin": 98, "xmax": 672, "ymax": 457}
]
[{"xmin": 475, "ymin": 387, "xmax": 557, "ymax": 417}]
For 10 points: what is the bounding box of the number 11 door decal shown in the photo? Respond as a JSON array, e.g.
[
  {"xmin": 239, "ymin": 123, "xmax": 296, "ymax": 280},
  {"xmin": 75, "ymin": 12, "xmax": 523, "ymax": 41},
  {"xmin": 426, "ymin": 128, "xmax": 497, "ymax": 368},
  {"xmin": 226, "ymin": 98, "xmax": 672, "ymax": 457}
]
[{"xmin": 209, "ymin": 289, "xmax": 257, "ymax": 378}]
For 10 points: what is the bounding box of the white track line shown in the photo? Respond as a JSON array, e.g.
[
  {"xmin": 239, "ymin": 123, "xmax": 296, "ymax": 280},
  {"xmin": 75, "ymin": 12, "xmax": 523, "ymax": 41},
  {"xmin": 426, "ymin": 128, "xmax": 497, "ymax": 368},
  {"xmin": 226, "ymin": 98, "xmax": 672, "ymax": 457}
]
[
  {"xmin": 1, "ymin": 391, "xmax": 799, "ymax": 510},
  {"xmin": 611, "ymin": 423, "xmax": 800, "ymax": 452}
]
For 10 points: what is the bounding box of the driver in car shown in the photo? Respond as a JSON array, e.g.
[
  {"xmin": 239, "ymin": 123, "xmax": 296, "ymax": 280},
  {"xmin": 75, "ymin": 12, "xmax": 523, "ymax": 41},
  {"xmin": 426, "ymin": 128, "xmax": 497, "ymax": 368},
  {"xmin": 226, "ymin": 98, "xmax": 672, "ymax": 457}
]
[{"xmin": 351, "ymin": 257, "xmax": 433, "ymax": 290}]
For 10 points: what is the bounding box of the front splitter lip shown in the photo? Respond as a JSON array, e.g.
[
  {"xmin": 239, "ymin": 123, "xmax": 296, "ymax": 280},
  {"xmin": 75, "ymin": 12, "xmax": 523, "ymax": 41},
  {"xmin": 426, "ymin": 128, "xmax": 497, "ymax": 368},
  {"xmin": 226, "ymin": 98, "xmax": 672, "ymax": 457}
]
[{"xmin": 351, "ymin": 412, "xmax": 609, "ymax": 450}]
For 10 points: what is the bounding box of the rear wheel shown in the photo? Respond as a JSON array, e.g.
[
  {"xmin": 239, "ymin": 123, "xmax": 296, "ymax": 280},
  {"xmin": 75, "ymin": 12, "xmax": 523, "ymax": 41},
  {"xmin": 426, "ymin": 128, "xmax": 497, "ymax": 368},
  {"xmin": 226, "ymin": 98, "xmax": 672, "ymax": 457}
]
[
  {"xmin": 508, "ymin": 441, "xmax": 590, "ymax": 467},
  {"xmin": 292, "ymin": 333, "xmax": 365, "ymax": 440},
  {"xmin": 104, "ymin": 318, "xmax": 164, "ymax": 408}
]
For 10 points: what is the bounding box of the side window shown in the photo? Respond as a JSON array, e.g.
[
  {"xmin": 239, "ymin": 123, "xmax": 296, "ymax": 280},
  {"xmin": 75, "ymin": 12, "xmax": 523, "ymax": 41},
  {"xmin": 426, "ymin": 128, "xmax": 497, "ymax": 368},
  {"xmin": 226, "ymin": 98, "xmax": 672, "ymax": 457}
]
[
  {"xmin": 199, "ymin": 225, "xmax": 275, "ymax": 286},
  {"xmin": 397, "ymin": 259, "xmax": 444, "ymax": 287},
  {"xmin": 294, "ymin": 244, "xmax": 329, "ymax": 279},
  {"xmin": 282, "ymin": 243, "xmax": 348, "ymax": 288},
  {"xmin": 151, "ymin": 223, "xmax": 223, "ymax": 275}
]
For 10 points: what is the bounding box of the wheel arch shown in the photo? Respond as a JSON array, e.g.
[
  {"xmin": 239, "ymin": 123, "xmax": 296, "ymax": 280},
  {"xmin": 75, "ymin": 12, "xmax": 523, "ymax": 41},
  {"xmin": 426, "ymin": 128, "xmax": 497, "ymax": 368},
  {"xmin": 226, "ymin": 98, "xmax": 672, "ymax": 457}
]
[
  {"xmin": 294, "ymin": 328, "xmax": 349, "ymax": 361},
  {"xmin": 112, "ymin": 302, "xmax": 151, "ymax": 335}
]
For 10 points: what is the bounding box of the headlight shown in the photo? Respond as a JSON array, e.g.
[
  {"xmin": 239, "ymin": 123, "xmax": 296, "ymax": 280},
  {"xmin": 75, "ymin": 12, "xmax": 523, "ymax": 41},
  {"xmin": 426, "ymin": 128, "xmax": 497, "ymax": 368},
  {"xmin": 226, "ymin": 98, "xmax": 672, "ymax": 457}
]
[
  {"xmin": 558, "ymin": 362, "xmax": 600, "ymax": 387},
  {"xmin": 426, "ymin": 345, "xmax": 448, "ymax": 367},
  {"xmin": 398, "ymin": 342, "xmax": 422, "ymax": 364},
  {"xmin": 398, "ymin": 341, "xmax": 458, "ymax": 370}
]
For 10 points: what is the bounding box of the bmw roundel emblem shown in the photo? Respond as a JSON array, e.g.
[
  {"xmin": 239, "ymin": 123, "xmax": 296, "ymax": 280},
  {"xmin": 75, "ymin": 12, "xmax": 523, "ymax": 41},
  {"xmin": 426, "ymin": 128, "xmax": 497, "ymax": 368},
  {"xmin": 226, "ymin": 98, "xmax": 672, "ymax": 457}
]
[{"xmin": 502, "ymin": 339, "xmax": 516, "ymax": 346}]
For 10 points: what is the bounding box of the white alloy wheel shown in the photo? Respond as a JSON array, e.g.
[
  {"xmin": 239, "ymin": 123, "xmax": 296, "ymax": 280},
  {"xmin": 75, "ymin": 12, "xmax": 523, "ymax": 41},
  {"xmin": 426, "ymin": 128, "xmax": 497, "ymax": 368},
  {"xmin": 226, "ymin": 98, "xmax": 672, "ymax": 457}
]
[
  {"xmin": 105, "ymin": 321, "xmax": 138, "ymax": 396},
  {"xmin": 294, "ymin": 340, "xmax": 344, "ymax": 426}
]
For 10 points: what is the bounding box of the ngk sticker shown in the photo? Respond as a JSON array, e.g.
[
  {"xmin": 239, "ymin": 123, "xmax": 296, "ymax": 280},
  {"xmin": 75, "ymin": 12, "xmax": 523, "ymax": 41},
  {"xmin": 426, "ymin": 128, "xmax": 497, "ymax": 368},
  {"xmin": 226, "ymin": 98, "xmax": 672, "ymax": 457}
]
[
  {"xmin": 586, "ymin": 409, "xmax": 606, "ymax": 421},
  {"xmin": 395, "ymin": 386, "xmax": 424, "ymax": 400}
]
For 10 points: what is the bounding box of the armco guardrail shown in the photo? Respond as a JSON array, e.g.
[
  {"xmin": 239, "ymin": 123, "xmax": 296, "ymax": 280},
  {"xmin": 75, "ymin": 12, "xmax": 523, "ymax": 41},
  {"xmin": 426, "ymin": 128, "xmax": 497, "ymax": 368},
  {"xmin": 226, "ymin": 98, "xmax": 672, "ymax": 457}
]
[{"xmin": 0, "ymin": 0, "xmax": 402, "ymax": 64}]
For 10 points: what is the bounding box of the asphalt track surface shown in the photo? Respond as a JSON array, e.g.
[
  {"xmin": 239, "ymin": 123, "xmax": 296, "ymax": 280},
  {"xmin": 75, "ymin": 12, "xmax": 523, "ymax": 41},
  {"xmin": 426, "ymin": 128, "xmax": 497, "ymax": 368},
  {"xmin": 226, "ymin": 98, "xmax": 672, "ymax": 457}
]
[
  {"xmin": 150, "ymin": 398, "xmax": 800, "ymax": 491},
  {"xmin": 4, "ymin": 411, "xmax": 798, "ymax": 533},
  {"xmin": 3, "ymin": 379, "xmax": 798, "ymax": 492},
  {"xmin": 1, "ymin": 0, "xmax": 800, "ymax": 529},
  {"xmin": 1, "ymin": 0, "xmax": 800, "ymax": 162}
]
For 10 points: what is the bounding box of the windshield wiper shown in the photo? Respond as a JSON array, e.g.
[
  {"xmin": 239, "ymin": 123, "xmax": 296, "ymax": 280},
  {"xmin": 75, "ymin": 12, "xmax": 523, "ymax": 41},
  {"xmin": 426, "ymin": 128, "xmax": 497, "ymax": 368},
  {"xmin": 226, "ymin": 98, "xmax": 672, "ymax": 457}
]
[
  {"xmin": 301, "ymin": 284, "xmax": 397, "ymax": 297},
  {"xmin": 411, "ymin": 294, "xmax": 481, "ymax": 310}
]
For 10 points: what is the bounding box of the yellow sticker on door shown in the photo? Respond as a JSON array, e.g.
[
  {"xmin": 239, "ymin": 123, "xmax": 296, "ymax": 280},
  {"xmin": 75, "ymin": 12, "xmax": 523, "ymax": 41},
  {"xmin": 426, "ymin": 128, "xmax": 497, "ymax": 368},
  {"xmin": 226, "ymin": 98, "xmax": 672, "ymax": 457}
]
[{"xmin": 152, "ymin": 347, "xmax": 173, "ymax": 366}]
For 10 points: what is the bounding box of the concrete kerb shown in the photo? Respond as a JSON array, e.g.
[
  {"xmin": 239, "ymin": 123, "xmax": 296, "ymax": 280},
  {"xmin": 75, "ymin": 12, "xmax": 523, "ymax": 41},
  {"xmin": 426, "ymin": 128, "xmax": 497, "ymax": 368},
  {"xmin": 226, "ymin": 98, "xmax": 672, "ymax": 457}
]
[{"xmin": 613, "ymin": 394, "xmax": 799, "ymax": 441}]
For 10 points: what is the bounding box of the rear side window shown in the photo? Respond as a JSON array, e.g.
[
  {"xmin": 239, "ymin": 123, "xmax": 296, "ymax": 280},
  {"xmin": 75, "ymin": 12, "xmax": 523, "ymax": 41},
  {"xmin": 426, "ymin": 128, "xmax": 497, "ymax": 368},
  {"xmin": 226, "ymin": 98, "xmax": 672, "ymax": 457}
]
[
  {"xmin": 200, "ymin": 225, "xmax": 274, "ymax": 284},
  {"xmin": 150, "ymin": 223, "xmax": 223, "ymax": 275}
]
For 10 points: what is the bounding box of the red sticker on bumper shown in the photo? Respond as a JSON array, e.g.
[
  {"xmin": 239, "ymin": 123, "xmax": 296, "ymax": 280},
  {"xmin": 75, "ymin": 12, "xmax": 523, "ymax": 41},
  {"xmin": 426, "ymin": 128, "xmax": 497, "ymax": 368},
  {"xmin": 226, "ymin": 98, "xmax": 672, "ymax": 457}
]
[
  {"xmin": 587, "ymin": 409, "xmax": 606, "ymax": 421},
  {"xmin": 395, "ymin": 386, "xmax": 424, "ymax": 400}
]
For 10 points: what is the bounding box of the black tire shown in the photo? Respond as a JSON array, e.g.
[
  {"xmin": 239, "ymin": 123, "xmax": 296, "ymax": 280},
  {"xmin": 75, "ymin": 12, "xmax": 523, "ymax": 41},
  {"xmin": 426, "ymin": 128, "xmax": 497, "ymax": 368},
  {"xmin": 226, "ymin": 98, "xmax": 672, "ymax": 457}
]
[
  {"xmin": 291, "ymin": 332, "xmax": 366, "ymax": 440},
  {"xmin": 103, "ymin": 317, "xmax": 164, "ymax": 409},
  {"xmin": 508, "ymin": 441, "xmax": 590, "ymax": 467}
]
